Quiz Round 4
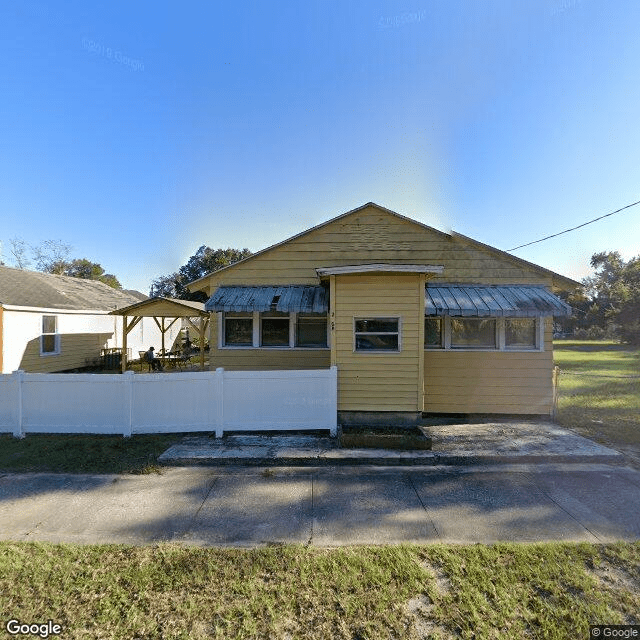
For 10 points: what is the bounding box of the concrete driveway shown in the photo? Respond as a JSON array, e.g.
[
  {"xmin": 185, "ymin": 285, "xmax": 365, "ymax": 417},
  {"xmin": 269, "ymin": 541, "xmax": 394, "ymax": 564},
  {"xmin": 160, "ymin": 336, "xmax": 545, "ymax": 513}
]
[{"xmin": 0, "ymin": 463, "xmax": 638, "ymax": 546}]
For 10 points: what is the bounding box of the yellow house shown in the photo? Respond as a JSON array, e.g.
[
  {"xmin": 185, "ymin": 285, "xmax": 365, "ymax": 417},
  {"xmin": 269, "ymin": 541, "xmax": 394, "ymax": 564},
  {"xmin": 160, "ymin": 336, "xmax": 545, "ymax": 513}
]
[{"xmin": 189, "ymin": 203, "xmax": 577, "ymax": 425}]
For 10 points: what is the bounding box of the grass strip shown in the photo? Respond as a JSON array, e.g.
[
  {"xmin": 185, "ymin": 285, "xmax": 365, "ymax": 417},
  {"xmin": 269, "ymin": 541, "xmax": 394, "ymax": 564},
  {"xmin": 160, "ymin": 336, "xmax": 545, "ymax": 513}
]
[
  {"xmin": 0, "ymin": 542, "xmax": 638, "ymax": 639},
  {"xmin": 0, "ymin": 433, "xmax": 181, "ymax": 474}
]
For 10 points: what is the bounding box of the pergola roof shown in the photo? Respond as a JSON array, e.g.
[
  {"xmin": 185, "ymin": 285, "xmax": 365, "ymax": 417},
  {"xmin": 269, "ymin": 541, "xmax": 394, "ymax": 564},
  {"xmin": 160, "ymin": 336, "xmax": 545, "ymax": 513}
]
[{"xmin": 109, "ymin": 297, "xmax": 208, "ymax": 317}]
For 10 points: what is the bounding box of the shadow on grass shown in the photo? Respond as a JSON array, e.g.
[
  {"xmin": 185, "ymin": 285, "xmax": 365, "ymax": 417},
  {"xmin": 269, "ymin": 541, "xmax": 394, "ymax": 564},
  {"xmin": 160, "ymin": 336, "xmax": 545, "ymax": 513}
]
[
  {"xmin": 0, "ymin": 433, "xmax": 187, "ymax": 475},
  {"xmin": 554, "ymin": 340, "xmax": 636, "ymax": 353}
]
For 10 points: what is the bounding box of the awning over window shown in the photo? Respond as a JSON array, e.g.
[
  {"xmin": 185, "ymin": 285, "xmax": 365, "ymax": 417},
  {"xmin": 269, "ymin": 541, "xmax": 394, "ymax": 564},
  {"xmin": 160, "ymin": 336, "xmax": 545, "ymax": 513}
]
[
  {"xmin": 425, "ymin": 285, "xmax": 572, "ymax": 317},
  {"xmin": 206, "ymin": 285, "xmax": 329, "ymax": 313}
]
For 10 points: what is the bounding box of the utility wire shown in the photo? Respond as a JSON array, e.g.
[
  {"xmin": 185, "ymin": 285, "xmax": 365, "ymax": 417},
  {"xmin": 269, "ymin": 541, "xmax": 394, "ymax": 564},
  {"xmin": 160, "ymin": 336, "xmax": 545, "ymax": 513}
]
[{"xmin": 508, "ymin": 199, "xmax": 640, "ymax": 251}]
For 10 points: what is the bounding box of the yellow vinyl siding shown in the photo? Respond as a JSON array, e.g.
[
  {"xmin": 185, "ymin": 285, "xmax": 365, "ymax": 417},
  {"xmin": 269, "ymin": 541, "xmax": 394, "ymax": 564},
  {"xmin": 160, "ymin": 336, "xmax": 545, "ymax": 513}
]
[
  {"xmin": 19, "ymin": 333, "xmax": 113, "ymax": 373},
  {"xmin": 208, "ymin": 313, "xmax": 330, "ymax": 370},
  {"xmin": 423, "ymin": 320, "xmax": 555, "ymax": 415},
  {"xmin": 334, "ymin": 273, "xmax": 421, "ymax": 412},
  {"xmin": 201, "ymin": 205, "xmax": 553, "ymax": 292}
]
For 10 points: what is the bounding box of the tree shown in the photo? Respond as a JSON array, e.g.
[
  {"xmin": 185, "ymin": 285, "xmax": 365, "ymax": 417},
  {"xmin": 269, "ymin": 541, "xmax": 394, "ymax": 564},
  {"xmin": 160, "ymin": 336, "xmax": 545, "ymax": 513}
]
[
  {"xmin": 8, "ymin": 237, "xmax": 31, "ymax": 269},
  {"xmin": 56, "ymin": 258, "xmax": 122, "ymax": 289},
  {"xmin": 32, "ymin": 239, "xmax": 72, "ymax": 274},
  {"xmin": 3, "ymin": 237, "xmax": 122, "ymax": 288},
  {"xmin": 582, "ymin": 251, "xmax": 640, "ymax": 344},
  {"xmin": 150, "ymin": 246, "xmax": 252, "ymax": 301}
]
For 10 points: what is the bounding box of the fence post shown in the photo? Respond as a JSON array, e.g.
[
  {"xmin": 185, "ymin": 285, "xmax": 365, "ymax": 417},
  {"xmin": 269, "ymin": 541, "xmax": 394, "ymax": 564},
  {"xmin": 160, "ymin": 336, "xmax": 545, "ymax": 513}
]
[
  {"xmin": 552, "ymin": 365, "xmax": 559, "ymax": 420},
  {"xmin": 329, "ymin": 365, "xmax": 338, "ymax": 437},
  {"xmin": 123, "ymin": 370, "xmax": 134, "ymax": 437},
  {"xmin": 13, "ymin": 370, "xmax": 24, "ymax": 439},
  {"xmin": 215, "ymin": 368, "xmax": 224, "ymax": 438}
]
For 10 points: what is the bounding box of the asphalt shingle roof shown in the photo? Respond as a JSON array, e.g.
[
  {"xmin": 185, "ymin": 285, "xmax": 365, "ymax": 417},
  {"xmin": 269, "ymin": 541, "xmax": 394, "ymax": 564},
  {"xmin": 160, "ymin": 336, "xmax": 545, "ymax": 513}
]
[{"xmin": 0, "ymin": 265, "xmax": 147, "ymax": 311}]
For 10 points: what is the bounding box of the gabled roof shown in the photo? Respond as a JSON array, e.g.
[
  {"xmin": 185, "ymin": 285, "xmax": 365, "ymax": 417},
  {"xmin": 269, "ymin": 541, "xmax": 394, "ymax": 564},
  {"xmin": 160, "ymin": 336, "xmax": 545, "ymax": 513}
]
[
  {"xmin": 0, "ymin": 265, "xmax": 146, "ymax": 311},
  {"xmin": 188, "ymin": 202, "xmax": 452, "ymax": 290},
  {"xmin": 109, "ymin": 297, "xmax": 207, "ymax": 317},
  {"xmin": 188, "ymin": 202, "xmax": 581, "ymax": 291}
]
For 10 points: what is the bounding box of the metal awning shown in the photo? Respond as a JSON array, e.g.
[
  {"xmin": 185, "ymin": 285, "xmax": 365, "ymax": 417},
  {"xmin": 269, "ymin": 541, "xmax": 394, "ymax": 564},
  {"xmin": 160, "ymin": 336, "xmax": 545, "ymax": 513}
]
[
  {"xmin": 206, "ymin": 285, "xmax": 329, "ymax": 313},
  {"xmin": 425, "ymin": 285, "xmax": 572, "ymax": 317}
]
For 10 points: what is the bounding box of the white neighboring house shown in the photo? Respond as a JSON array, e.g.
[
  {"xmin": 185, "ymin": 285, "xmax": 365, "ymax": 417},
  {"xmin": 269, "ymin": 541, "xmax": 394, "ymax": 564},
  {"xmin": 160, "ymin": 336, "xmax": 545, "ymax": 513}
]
[{"xmin": 0, "ymin": 265, "xmax": 180, "ymax": 373}]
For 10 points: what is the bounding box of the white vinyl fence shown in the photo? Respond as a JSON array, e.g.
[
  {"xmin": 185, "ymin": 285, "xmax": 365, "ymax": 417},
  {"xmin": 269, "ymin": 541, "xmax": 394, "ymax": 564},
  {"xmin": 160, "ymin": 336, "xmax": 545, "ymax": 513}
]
[{"xmin": 0, "ymin": 367, "xmax": 337, "ymax": 438}]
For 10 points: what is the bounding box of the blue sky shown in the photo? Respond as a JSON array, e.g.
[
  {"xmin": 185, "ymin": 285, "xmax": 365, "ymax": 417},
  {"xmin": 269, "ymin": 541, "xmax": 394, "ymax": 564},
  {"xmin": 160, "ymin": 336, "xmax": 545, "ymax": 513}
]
[{"xmin": 1, "ymin": 0, "xmax": 639, "ymax": 293}]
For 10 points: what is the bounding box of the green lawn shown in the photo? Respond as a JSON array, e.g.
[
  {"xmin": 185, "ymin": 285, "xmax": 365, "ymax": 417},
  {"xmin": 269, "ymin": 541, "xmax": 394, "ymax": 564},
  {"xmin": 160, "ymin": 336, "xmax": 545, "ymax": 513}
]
[
  {"xmin": 0, "ymin": 541, "xmax": 637, "ymax": 639},
  {"xmin": 554, "ymin": 340, "xmax": 640, "ymax": 465},
  {"xmin": 0, "ymin": 433, "xmax": 181, "ymax": 474}
]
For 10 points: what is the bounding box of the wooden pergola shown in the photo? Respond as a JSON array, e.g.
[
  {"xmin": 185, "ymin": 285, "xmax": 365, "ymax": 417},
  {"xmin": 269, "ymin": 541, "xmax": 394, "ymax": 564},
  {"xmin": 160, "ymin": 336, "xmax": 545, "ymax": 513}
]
[{"xmin": 109, "ymin": 297, "xmax": 210, "ymax": 373}]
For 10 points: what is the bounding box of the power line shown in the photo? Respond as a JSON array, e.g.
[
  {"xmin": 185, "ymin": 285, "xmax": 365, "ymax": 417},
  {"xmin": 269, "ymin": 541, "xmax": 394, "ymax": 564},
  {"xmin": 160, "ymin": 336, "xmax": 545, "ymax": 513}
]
[{"xmin": 508, "ymin": 199, "xmax": 640, "ymax": 251}]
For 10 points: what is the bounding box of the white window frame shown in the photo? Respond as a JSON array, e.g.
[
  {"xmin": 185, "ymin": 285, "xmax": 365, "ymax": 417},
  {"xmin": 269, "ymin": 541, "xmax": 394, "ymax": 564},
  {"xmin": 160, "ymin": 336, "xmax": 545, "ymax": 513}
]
[
  {"xmin": 450, "ymin": 317, "xmax": 498, "ymax": 350},
  {"xmin": 503, "ymin": 317, "xmax": 542, "ymax": 351},
  {"xmin": 424, "ymin": 316, "xmax": 544, "ymax": 352},
  {"xmin": 219, "ymin": 311, "xmax": 330, "ymax": 350},
  {"xmin": 424, "ymin": 317, "xmax": 444, "ymax": 349},
  {"xmin": 220, "ymin": 312, "xmax": 254, "ymax": 349},
  {"xmin": 353, "ymin": 317, "xmax": 402, "ymax": 353},
  {"xmin": 260, "ymin": 312, "xmax": 291, "ymax": 349},
  {"xmin": 41, "ymin": 315, "xmax": 60, "ymax": 356},
  {"xmin": 295, "ymin": 312, "xmax": 329, "ymax": 349}
]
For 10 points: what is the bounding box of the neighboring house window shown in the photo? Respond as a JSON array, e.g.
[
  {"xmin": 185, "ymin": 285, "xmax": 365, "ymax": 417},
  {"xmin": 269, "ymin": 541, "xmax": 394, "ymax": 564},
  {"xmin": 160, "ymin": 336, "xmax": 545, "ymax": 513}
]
[
  {"xmin": 224, "ymin": 313, "xmax": 253, "ymax": 346},
  {"xmin": 354, "ymin": 318, "xmax": 400, "ymax": 352},
  {"xmin": 451, "ymin": 318, "xmax": 497, "ymax": 349},
  {"xmin": 505, "ymin": 318, "xmax": 537, "ymax": 349},
  {"xmin": 41, "ymin": 315, "xmax": 59, "ymax": 355},
  {"xmin": 261, "ymin": 314, "xmax": 290, "ymax": 347},
  {"xmin": 424, "ymin": 318, "xmax": 442, "ymax": 348}
]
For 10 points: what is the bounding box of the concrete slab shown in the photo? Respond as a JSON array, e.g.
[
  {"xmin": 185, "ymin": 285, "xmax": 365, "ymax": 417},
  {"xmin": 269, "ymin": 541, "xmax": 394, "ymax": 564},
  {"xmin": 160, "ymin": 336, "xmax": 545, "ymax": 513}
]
[
  {"xmin": 0, "ymin": 468, "xmax": 216, "ymax": 545},
  {"xmin": 0, "ymin": 463, "xmax": 637, "ymax": 547},
  {"xmin": 312, "ymin": 471, "xmax": 438, "ymax": 545},
  {"xmin": 178, "ymin": 470, "xmax": 313, "ymax": 546},
  {"xmin": 409, "ymin": 470, "xmax": 598, "ymax": 543},
  {"xmin": 158, "ymin": 422, "xmax": 625, "ymax": 467},
  {"xmin": 527, "ymin": 468, "xmax": 640, "ymax": 541}
]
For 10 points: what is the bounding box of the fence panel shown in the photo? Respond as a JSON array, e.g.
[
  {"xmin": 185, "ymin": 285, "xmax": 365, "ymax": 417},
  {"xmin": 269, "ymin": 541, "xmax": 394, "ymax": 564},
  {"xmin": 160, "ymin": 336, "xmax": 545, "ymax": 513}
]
[
  {"xmin": 0, "ymin": 367, "xmax": 337, "ymax": 436},
  {"xmin": 21, "ymin": 373, "xmax": 128, "ymax": 434},
  {"xmin": 130, "ymin": 371, "xmax": 217, "ymax": 433},
  {"xmin": 222, "ymin": 368, "xmax": 337, "ymax": 433},
  {"xmin": 0, "ymin": 373, "xmax": 18, "ymax": 433}
]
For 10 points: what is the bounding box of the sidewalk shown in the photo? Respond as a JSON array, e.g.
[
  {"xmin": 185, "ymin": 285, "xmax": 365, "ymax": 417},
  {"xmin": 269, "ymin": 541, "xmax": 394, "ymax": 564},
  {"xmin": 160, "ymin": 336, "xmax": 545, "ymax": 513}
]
[
  {"xmin": 158, "ymin": 421, "xmax": 625, "ymax": 466},
  {"xmin": 1, "ymin": 463, "xmax": 638, "ymax": 546},
  {"xmin": 0, "ymin": 422, "xmax": 637, "ymax": 547}
]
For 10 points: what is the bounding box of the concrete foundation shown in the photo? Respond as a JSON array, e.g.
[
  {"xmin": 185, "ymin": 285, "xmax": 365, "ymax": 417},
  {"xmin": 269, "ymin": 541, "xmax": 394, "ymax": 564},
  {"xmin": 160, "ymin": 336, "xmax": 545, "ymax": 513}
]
[{"xmin": 338, "ymin": 411, "xmax": 422, "ymax": 428}]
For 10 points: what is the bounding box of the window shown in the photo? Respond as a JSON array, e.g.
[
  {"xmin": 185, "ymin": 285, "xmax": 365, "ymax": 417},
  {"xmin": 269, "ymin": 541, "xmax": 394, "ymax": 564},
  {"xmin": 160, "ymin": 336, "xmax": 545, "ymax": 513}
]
[
  {"xmin": 224, "ymin": 313, "xmax": 253, "ymax": 346},
  {"xmin": 296, "ymin": 314, "xmax": 327, "ymax": 348},
  {"xmin": 261, "ymin": 314, "xmax": 289, "ymax": 347},
  {"xmin": 505, "ymin": 318, "xmax": 537, "ymax": 349},
  {"xmin": 41, "ymin": 315, "xmax": 59, "ymax": 355},
  {"xmin": 450, "ymin": 318, "xmax": 496, "ymax": 349},
  {"xmin": 424, "ymin": 318, "xmax": 442, "ymax": 348},
  {"xmin": 424, "ymin": 316, "xmax": 543, "ymax": 350},
  {"xmin": 354, "ymin": 318, "xmax": 399, "ymax": 351}
]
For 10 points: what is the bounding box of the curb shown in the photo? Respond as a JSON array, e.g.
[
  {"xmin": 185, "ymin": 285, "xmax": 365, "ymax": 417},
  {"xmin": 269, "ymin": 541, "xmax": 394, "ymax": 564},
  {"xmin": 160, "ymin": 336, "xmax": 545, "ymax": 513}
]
[{"xmin": 158, "ymin": 451, "xmax": 626, "ymax": 467}]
